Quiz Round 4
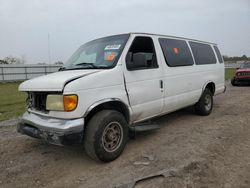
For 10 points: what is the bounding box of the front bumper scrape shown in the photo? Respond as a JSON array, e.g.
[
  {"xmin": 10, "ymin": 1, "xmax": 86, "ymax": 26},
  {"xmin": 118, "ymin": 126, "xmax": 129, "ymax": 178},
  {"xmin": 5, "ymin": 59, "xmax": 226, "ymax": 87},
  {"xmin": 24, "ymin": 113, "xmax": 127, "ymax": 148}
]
[{"xmin": 17, "ymin": 112, "xmax": 84, "ymax": 145}]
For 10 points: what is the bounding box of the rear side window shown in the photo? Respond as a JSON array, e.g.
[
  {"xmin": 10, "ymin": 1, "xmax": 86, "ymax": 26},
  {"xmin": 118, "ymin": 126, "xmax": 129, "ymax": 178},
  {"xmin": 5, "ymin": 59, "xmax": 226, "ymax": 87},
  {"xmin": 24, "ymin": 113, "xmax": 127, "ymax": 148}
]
[
  {"xmin": 159, "ymin": 38, "xmax": 194, "ymax": 67},
  {"xmin": 213, "ymin": 45, "xmax": 223, "ymax": 63},
  {"xmin": 189, "ymin": 42, "xmax": 216, "ymax": 65}
]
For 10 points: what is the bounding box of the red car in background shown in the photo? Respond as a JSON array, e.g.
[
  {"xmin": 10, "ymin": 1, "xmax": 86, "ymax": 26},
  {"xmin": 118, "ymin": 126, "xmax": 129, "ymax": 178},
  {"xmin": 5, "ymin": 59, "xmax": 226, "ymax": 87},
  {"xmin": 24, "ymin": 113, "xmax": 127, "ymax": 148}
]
[{"xmin": 231, "ymin": 62, "xmax": 250, "ymax": 86}]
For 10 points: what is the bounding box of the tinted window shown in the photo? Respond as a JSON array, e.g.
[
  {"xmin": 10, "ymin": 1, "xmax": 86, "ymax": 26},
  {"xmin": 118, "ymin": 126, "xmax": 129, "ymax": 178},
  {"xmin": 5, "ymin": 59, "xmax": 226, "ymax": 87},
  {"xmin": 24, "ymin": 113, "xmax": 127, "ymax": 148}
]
[
  {"xmin": 189, "ymin": 42, "xmax": 216, "ymax": 65},
  {"xmin": 213, "ymin": 45, "xmax": 223, "ymax": 63},
  {"xmin": 159, "ymin": 38, "xmax": 194, "ymax": 67},
  {"xmin": 126, "ymin": 36, "xmax": 158, "ymax": 70}
]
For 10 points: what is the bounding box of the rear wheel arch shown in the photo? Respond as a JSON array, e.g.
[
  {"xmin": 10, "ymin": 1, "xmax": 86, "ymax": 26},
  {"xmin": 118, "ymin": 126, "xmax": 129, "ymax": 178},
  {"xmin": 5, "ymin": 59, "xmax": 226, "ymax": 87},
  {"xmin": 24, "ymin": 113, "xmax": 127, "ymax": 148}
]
[{"xmin": 203, "ymin": 82, "xmax": 215, "ymax": 95}]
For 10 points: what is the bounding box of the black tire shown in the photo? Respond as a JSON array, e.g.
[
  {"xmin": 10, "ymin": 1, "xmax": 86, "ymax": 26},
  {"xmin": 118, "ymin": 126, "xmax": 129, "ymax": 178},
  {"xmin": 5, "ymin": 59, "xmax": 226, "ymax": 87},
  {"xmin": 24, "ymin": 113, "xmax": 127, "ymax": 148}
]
[
  {"xmin": 194, "ymin": 88, "xmax": 213, "ymax": 116},
  {"xmin": 84, "ymin": 110, "xmax": 128, "ymax": 162},
  {"xmin": 231, "ymin": 78, "xmax": 238, "ymax": 86}
]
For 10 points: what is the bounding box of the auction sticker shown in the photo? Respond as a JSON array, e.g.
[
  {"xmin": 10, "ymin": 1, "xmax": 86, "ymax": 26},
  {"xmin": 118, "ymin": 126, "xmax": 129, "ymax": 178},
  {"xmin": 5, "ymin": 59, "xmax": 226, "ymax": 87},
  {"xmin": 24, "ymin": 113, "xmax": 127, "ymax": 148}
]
[{"xmin": 104, "ymin": 44, "xmax": 121, "ymax": 50}]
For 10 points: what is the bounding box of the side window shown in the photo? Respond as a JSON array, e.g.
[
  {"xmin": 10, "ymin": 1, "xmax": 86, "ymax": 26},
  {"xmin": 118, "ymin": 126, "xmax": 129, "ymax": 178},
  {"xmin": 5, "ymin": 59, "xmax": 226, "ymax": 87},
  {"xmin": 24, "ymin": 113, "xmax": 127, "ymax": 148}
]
[
  {"xmin": 126, "ymin": 36, "xmax": 158, "ymax": 70},
  {"xmin": 159, "ymin": 38, "xmax": 194, "ymax": 67},
  {"xmin": 189, "ymin": 42, "xmax": 216, "ymax": 65},
  {"xmin": 213, "ymin": 45, "xmax": 223, "ymax": 63}
]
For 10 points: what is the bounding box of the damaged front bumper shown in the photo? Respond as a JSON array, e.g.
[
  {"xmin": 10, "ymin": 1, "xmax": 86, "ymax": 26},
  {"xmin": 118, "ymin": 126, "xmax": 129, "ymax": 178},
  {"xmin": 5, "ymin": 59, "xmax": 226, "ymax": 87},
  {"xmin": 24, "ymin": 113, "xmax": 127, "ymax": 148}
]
[{"xmin": 17, "ymin": 112, "xmax": 84, "ymax": 145}]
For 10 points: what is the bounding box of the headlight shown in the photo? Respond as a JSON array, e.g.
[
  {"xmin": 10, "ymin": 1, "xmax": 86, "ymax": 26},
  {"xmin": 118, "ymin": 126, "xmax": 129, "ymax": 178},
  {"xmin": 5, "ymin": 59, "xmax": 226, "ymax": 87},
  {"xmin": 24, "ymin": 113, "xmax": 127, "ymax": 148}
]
[{"xmin": 46, "ymin": 94, "xmax": 78, "ymax": 111}]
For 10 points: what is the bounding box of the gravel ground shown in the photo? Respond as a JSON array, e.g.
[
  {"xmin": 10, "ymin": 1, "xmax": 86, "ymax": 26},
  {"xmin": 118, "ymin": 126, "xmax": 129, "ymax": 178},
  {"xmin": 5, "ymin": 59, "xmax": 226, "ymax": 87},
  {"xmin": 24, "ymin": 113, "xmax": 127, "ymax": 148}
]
[
  {"xmin": 0, "ymin": 118, "xmax": 19, "ymax": 127},
  {"xmin": 0, "ymin": 82, "xmax": 250, "ymax": 188}
]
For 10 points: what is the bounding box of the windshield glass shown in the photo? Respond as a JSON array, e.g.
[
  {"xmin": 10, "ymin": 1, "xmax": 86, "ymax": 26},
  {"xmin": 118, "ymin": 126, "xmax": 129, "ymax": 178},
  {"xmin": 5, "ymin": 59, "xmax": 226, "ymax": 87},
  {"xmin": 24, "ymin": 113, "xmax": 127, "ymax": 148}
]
[
  {"xmin": 63, "ymin": 34, "xmax": 129, "ymax": 70},
  {"xmin": 241, "ymin": 63, "xmax": 250, "ymax": 69}
]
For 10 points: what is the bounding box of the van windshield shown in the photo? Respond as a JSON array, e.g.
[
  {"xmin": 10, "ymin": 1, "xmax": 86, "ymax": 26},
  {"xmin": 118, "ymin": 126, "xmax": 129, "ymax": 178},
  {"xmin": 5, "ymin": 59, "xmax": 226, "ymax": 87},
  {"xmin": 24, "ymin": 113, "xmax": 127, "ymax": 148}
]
[{"xmin": 62, "ymin": 34, "xmax": 129, "ymax": 70}]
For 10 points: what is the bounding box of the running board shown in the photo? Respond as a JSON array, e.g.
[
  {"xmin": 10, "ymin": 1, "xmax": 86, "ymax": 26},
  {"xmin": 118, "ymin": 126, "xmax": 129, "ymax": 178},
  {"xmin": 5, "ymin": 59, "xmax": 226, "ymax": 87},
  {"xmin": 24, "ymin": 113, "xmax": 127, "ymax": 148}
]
[{"xmin": 129, "ymin": 122, "xmax": 160, "ymax": 133}]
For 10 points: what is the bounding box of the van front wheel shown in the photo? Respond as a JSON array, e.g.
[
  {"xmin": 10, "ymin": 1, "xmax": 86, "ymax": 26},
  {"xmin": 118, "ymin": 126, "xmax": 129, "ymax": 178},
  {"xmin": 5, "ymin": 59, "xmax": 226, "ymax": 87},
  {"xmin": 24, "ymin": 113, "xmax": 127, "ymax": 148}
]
[
  {"xmin": 194, "ymin": 88, "xmax": 213, "ymax": 116},
  {"xmin": 84, "ymin": 110, "xmax": 128, "ymax": 162}
]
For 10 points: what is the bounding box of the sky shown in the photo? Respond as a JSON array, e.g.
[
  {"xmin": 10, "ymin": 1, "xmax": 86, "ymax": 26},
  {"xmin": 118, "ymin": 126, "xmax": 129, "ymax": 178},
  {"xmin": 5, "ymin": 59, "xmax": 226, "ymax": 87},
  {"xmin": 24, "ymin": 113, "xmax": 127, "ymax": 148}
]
[{"xmin": 0, "ymin": 0, "xmax": 249, "ymax": 64}]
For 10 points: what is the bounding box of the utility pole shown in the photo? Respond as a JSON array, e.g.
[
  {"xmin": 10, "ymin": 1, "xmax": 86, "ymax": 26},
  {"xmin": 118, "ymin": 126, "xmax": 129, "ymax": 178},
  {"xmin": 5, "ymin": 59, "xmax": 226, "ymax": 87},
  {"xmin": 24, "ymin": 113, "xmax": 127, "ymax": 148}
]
[{"xmin": 48, "ymin": 33, "xmax": 51, "ymax": 64}]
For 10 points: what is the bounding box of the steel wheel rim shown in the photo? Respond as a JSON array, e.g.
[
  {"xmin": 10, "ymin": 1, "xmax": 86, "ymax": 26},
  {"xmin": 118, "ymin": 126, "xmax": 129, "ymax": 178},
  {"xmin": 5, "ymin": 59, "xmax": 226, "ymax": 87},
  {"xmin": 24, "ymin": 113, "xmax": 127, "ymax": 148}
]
[
  {"xmin": 204, "ymin": 94, "xmax": 212, "ymax": 111},
  {"xmin": 102, "ymin": 122, "xmax": 123, "ymax": 152}
]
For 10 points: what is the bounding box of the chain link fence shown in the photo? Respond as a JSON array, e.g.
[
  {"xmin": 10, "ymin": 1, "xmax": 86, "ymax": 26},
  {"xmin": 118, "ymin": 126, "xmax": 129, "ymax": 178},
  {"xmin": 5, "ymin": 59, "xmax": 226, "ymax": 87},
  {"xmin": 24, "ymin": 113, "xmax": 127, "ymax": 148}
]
[{"xmin": 0, "ymin": 64, "xmax": 61, "ymax": 82}]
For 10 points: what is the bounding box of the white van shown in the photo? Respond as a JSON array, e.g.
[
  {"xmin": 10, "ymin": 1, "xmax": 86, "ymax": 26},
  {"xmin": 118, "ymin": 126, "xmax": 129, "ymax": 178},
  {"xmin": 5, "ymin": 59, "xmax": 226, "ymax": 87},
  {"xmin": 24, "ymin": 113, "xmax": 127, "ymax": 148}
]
[{"xmin": 18, "ymin": 33, "xmax": 225, "ymax": 162}]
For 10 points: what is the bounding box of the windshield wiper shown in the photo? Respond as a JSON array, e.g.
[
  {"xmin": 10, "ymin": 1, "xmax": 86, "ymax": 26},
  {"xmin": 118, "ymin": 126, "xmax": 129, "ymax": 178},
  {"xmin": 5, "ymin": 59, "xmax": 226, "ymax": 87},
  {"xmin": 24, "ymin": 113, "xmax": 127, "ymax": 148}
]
[
  {"xmin": 75, "ymin": 62, "xmax": 98, "ymax": 68},
  {"xmin": 75, "ymin": 62, "xmax": 112, "ymax": 69},
  {"xmin": 59, "ymin": 62, "xmax": 111, "ymax": 71}
]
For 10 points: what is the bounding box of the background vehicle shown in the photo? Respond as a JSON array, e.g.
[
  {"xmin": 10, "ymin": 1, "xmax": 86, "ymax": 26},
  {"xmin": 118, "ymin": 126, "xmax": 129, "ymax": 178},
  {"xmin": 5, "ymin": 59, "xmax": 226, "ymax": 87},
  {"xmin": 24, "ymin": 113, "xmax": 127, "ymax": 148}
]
[
  {"xmin": 231, "ymin": 62, "xmax": 250, "ymax": 86},
  {"xmin": 17, "ymin": 33, "xmax": 225, "ymax": 162}
]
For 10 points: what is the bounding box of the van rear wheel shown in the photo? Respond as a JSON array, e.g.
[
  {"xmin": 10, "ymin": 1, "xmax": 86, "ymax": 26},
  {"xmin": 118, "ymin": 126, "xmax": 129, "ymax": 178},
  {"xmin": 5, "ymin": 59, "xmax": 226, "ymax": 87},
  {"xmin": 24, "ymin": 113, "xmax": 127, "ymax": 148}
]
[
  {"xmin": 84, "ymin": 110, "xmax": 128, "ymax": 162},
  {"xmin": 194, "ymin": 88, "xmax": 213, "ymax": 116}
]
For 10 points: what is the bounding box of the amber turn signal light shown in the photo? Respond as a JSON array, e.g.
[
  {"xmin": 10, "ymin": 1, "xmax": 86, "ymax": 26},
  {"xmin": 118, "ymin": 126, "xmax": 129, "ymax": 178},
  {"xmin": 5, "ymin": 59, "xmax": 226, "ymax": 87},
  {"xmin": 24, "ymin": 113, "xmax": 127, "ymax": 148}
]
[{"xmin": 63, "ymin": 95, "xmax": 78, "ymax": 111}]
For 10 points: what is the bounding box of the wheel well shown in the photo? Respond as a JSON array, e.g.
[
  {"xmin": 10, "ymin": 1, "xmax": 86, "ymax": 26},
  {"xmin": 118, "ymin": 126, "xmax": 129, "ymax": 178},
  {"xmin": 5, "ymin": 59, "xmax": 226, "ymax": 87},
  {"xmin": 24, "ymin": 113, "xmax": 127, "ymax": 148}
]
[
  {"xmin": 205, "ymin": 82, "xmax": 215, "ymax": 95},
  {"xmin": 84, "ymin": 101, "xmax": 130, "ymax": 126}
]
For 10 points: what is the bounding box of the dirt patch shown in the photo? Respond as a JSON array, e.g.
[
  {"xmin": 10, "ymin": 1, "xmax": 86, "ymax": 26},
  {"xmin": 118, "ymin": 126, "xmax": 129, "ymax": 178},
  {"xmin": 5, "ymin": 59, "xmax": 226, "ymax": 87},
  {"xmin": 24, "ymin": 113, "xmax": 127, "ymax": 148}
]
[
  {"xmin": 0, "ymin": 117, "xmax": 19, "ymax": 127},
  {"xmin": 0, "ymin": 83, "xmax": 250, "ymax": 188}
]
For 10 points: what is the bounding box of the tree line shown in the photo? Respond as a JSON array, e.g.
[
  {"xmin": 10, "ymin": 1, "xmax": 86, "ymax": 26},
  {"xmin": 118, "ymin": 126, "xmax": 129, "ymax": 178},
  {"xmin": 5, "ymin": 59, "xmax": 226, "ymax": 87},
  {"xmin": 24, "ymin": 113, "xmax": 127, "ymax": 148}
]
[
  {"xmin": 0, "ymin": 56, "xmax": 63, "ymax": 65},
  {"xmin": 0, "ymin": 56, "xmax": 24, "ymax": 64},
  {"xmin": 223, "ymin": 55, "xmax": 250, "ymax": 62}
]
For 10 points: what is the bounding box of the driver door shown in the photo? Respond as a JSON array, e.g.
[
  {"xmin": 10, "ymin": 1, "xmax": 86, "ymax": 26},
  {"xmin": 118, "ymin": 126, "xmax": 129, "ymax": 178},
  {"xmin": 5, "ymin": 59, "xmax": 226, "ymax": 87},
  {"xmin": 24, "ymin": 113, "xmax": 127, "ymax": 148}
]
[{"xmin": 122, "ymin": 36, "xmax": 164, "ymax": 122}]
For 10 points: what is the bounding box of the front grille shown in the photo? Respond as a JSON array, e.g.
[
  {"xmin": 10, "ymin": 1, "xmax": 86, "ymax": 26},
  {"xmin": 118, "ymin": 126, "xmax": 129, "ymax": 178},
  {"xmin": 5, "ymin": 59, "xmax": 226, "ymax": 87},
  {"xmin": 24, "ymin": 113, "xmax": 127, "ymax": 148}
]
[
  {"xmin": 27, "ymin": 92, "xmax": 48, "ymax": 112},
  {"xmin": 27, "ymin": 92, "xmax": 60, "ymax": 112},
  {"xmin": 238, "ymin": 72, "xmax": 250, "ymax": 76},
  {"xmin": 34, "ymin": 92, "xmax": 47, "ymax": 111}
]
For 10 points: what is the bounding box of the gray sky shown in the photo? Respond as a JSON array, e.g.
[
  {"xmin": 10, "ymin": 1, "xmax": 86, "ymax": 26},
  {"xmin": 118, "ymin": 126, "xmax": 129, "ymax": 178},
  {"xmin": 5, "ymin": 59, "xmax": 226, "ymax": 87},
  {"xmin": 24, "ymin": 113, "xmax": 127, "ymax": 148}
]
[{"xmin": 0, "ymin": 0, "xmax": 249, "ymax": 64}]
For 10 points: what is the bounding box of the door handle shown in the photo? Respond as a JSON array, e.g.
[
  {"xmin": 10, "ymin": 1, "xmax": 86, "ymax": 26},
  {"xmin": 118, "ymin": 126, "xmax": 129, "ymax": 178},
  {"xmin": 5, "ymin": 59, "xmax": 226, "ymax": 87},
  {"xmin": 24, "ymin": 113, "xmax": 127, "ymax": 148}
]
[{"xmin": 159, "ymin": 80, "xmax": 163, "ymax": 89}]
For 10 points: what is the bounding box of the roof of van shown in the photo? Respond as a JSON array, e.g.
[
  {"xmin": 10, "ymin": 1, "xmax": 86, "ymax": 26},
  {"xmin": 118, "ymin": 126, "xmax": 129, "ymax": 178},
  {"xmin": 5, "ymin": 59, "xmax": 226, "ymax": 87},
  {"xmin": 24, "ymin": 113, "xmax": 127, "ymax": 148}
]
[{"xmin": 128, "ymin": 32, "xmax": 217, "ymax": 45}]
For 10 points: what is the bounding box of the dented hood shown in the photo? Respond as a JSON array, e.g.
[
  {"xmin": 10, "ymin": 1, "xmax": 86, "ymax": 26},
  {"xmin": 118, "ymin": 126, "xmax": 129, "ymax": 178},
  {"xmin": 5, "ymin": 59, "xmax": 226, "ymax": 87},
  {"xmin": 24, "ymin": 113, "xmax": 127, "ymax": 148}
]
[{"xmin": 19, "ymin": 69, "xmax": 101, "ymax": 92}]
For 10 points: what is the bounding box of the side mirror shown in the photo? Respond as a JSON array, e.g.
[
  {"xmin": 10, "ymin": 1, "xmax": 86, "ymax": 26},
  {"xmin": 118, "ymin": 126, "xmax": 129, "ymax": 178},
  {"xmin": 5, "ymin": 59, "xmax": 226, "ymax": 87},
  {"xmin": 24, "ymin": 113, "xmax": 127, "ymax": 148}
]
[{"xmin": 126, "ymin": 53, "xmax": 147, "ymax": 70}]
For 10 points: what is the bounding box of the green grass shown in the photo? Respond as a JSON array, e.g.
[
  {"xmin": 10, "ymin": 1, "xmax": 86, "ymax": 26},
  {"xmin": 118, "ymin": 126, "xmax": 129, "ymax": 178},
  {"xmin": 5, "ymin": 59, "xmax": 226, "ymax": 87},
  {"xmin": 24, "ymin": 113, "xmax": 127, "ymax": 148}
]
[
  {"xmin": 225, "ymin": 68, "xmax": 236, "ymax": 80},
  {"xmin": 0, "ymin": 82, "xmax": 27, "ymax": 122}
]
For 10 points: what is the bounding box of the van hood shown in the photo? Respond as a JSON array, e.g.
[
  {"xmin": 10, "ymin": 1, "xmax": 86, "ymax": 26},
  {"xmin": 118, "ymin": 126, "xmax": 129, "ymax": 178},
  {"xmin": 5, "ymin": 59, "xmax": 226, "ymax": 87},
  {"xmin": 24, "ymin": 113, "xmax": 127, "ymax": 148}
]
[{"xmin": 19, "ymin": 69, "xmax": 101, "ymax": 92}]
